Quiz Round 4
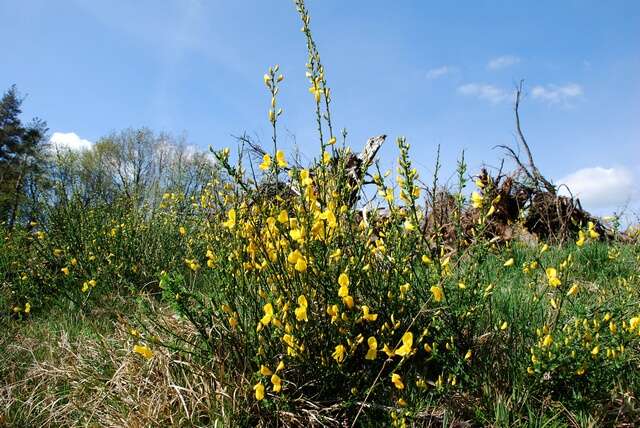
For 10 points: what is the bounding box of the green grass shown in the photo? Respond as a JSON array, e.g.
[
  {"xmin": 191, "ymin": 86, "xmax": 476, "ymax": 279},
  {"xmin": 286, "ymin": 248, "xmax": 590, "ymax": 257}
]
[{"xmin": 2, "ymin": 241, "xmax": 638, "ymax": 427}]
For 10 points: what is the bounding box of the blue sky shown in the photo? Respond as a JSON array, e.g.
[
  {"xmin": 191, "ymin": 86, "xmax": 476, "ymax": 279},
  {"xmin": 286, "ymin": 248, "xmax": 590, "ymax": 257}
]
[{"xmin": 2, "ymin": 1, "xmax": 639, "ymax": 216}]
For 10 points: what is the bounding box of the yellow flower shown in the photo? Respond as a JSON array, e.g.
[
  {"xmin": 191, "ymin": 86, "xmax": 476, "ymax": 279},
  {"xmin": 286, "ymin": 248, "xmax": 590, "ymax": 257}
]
[
  {"xmin": 546, "ymin": 268, "xmax": 561, "ymax": 287},
  {"xmin": 332, "ymin": 344, "xmax": 346, "ymax": 363},
  {"xmin": 395, "ymin": 332, "xmax": 414, "ymax": 357},
  {"xmin": 261, "ymin": 303, "xmax": 274, "ymax": 326},
  {"xmin": 383, "ymin": 188, "xmax": 394, "ymax": 202},
  {"xmin": 464, "ymin": 349, "xmax": 472, "ymax": 361},
  {"xmin": 298, "ymin": 295, "xmax": 308, "ymax": 308},
  {"xmin": 294, "ymin": 257, "xmax": 308, "ymax": 273},
  {"xmin": 179, "ymin": 226, "xmax": 187, "ymax": 236},
  {"xmin": 24, "ymin": 302, "xmax": 31, "ymax": 314},
  {"xmin": 421, "ymin": 254, "xmax": 432, "ymax": 265},
  {"xmin": 328, "ymin": 136, "xmax": 337, "ymax": 145},
  {"xmin": 430, "ymin": 286, "xmax": 444, "ymax": 302},
  {"xmin": 587, "ymin": 221, "xmax": 599, "ymax": 239},
  {"xmin": 82, "ymin": 281, "xmax": 89, "ymax": 293},
  {"xmin": 133, "ymin": 344, "xmax": 153, "ymax": 359},
  {"xmin": 276, "ymin": 150, "xmax": 287, "ymax": 167},
  {"xmin": 319, "ymin": 209, "xmax": 337, "ymax": 228},
  {"xmin": 259, "ymin": 154, "xmax": 272, "ymax": 171},
  {"xmin": 576, "ymin": 230, "xmax": 586, "ymax": 247},
  {"xmin": 295, "ymin": 295, "xmax": 308, "ymax": 322},
  {"xmin": 503, "ymin": 258, "xmax": 514, "ymax": 267},
  {"xmin": 185, "ymin": 259, "xmax": 200, "ymax": 271},
  {"xmin": 500, "ymin": 321, "xmax": 508, "ymax": 331},
  {"xmin": 290, "ymin": 227, "xmax": 304, "ymax": 241},
  {"xmin": 591, "ymin": 345, "xmax": 600, "ymax": 356},
  {"xmin": 379, "ymin": 344, "xmax": 393, "ymax": 357},
  {"xmin": 399, "ymin": 283, "xmax": 411, "ymax": 296},
  {"xmin": 300, "ymin": 169, "xmax": 313, "ymax": 186},
  {"xmin": 322, "ymin": 151, "xmax": 331, "ymax": 165},
  {"xmin": 342, "ymin": 295, "xmax": 354, "ymax": 309},
  {"xmin": 282, "ymin": 334, "xmax": 295, "ymax": 348},
  {"xmin": 629, "ymin": 316, "xmax": 640, "ymax": 332},
  {"xmin": 361, "ymin": 306, "xmax": 378, "ymax": 322},
  {"xmin": 566, "ymin": 283, "xmax": 579, "ymax": 297},
  {"xmin": 327, "ymin": 304, "xmax": 339, "ymax": 323},
  {"xmin": 391, "ymin": 373, "xmax": 404, "ymax": 390},
  {"xmin": 471, "ymin": 191, "xmax": 484, "ymax": 208},
  {"xmin": 61, "ymin": 267, "xmax": 70, "ymax": 276},
  {"xmin": 260, "ymin": 365, "xmax": 273, "ymax": 376},
  {"xmin": 271, "ymin": 374, "xmax": 282, "ymax": 392},
  {"xmin": 263, "ymin": 73, "xmax": 271, "ymax": 86},
  {"xmin": 277, "ymin": 210, "xmax": 288, "ymax": 224},
  {"xmin": 328, "ymin": 249, "xmax": 342, "ymax": 264},
  {"xmin": 338, "ymin": 284, "xmax": 349, "ymax": 298},
  {"xmin": 365, "ymin": 337, "xmax": 378, "ymax": 360},
  {"xmin": 542, "ymin": 334, "xmax": 553, "ymax": 348},
  {"xmin": 276, "ymin": 361, "xmax": 285, "ymax": 372},
  {"xmin": 338, "ymin": 273, "xmax": 349, "ymax": 288},
  {"xmin": 223, "ymin": 208, "xmax": 236, "ymax": 229},
  {"xmin": 287, "ymin": 249, "xmax": 302, "ymax": 264},
  {"xmin": 309, "ymin": 82, "xmax": 322, "ymax": 102},
  {"xmin": 229, "ymin": 316, "xmax": 238, "ymax": 329},
  {"xmin": 254, "ymin": 382, "xmax": 265, "ymax": 400},
  {"xmin": 540, "ymin": 244, "xmax": 549, "ymax": 253}
]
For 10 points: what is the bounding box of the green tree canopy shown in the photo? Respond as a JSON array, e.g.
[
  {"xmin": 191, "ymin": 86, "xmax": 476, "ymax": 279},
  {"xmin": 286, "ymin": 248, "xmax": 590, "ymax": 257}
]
[{"xmin": 0, "ymin": 85, "xmax": 48, "ymax": 227}]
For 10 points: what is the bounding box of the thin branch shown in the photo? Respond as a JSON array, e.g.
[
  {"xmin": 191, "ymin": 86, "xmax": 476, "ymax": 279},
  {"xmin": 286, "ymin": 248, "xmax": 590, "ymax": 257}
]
[{"xmin": 514, "ymin": 81, "xmax": 556, "ymax": 194}]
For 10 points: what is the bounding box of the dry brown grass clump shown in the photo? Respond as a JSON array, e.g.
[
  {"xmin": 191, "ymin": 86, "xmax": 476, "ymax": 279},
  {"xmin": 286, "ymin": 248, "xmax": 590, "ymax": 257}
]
[{"xmin": 0, "ymin": 303, "xmax": 237, "ymax": 428}]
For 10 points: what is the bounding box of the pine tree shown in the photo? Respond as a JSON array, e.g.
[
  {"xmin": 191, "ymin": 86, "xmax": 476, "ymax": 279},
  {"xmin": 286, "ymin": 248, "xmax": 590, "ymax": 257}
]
[{"xmin": 0, "ymin": 85, "xmax": 48, "ymax": 228}]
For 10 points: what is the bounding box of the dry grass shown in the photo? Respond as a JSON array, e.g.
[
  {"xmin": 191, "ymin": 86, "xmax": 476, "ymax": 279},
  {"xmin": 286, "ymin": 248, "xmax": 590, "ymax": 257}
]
[{"xmin": 0, "ymin": 302, "xmax": 236, "ymax": 428}]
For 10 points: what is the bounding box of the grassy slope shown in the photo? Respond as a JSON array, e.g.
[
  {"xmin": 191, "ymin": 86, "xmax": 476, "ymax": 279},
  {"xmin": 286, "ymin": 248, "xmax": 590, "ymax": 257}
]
[{"xmin": 1, "ymin": 241, "xmax": 639, "ymax": 427}]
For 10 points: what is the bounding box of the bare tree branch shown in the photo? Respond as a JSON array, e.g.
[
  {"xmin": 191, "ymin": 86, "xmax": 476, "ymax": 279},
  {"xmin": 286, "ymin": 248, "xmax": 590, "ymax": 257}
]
[{"xmin": 514, "ymin": 80, "xmax": 556, "ymax": 194}]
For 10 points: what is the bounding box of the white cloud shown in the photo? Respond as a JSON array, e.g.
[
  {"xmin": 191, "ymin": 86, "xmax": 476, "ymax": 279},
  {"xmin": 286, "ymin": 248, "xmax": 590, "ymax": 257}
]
[
  {"xmin": 487, "ymin": 55, "xmax": 521, "ymax": 70},
  {"xmin": 557, "ymin": 166, "xmax": 636, "ymax": 209},
  {"xmin": 50, "ymin": 132, "xmax": 93, "ymax": 152},
  {"xmin": 426, "ymin": 65, "xmax": 456, "ymax": 79},
  {"xmin": 531, "ymin": 83, "xmax": 583, "ymax": 105},
  {"xmin": 457, "ymin": 83, "xmax": 510, "ymax": 104}
]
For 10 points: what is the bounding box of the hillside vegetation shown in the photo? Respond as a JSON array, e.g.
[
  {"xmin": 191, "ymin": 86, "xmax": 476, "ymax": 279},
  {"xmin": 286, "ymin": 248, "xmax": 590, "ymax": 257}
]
[{"xmin": 1, "ymin": 1, "xmax": 639, "ymax": 426}]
